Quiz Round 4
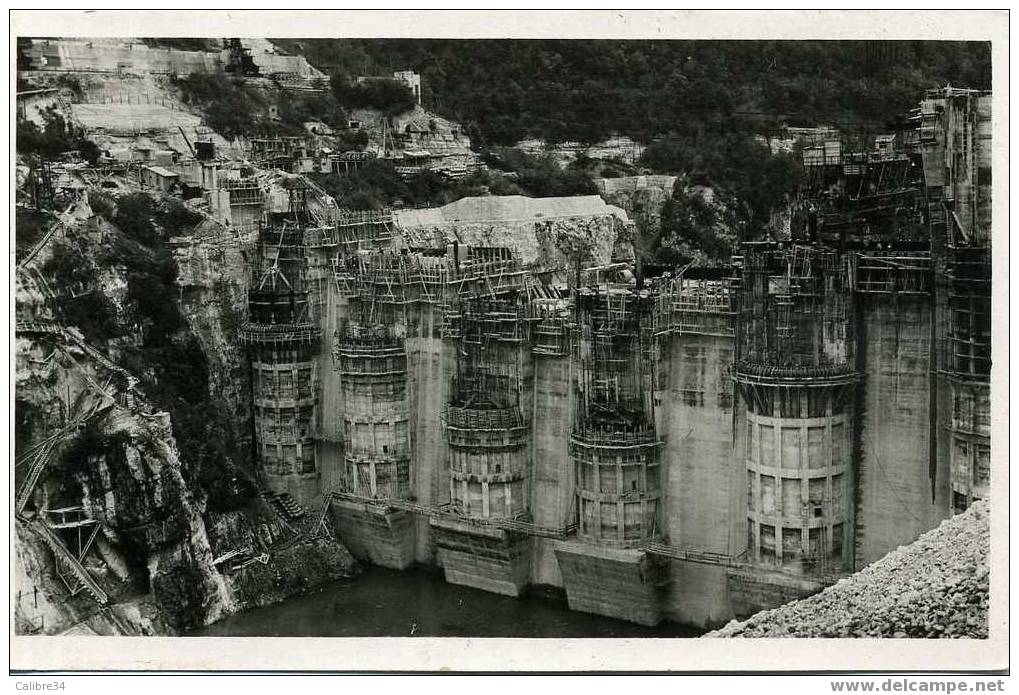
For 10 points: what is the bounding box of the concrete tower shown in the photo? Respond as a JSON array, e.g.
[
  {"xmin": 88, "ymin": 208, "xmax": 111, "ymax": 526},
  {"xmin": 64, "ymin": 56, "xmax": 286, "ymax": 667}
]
[
  {"xmin": 729, "ymin": 243, "xmax": 858, "ymax": 616},
  {"xmin": 920, "ymin": 87, "xmax": 992, "ymax": 515},
  {"xmin": 241, "ymin": 205, "xmax": 321, "ymax": 506},
  {"xmin": 555, "ymin": 286, "xmax": 668, "ymax": 626},
  {"xmin": 433, "ymin": 288, "xmax": 535, "ymax": 596},
  {"xmin": 330, "ymin": 314, "xmax": 416, "ymax": 569}
]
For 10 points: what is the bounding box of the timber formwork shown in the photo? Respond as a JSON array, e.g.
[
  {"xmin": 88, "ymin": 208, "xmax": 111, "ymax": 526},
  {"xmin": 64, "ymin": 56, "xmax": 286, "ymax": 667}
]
[
  {"xmin": 243, "ymin": 211, "xmax": 320, "ymax": 502},
  {"xmin": 529, "ymin": 298, "xmax": 573, "ymax": 357},
  {"xmin": 303, "ymin": 209, "xmax": 396, "ymax": 251},
  {"xmin": 652, "ymin": 266, "xmax": 738, "ymax": 339},
  {"xmin": 221, "ymin": 178, "xmax": 265, "ymax": 207}
]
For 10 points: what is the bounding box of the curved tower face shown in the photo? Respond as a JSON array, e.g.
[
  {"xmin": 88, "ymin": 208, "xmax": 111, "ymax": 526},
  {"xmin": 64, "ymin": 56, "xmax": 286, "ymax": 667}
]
[
  {"xmin": 443, "ymin": 297, "xmax": 531, "ymax": 520},
  {"xmin": 571, "ymin": 429, "xmax": 661, "ymax": 547},
  {"xmin": 734, "ymin": 244, "xmax": 857, "ymax": 577},
  {"xmin": 329, "ymin": 255, "xmax": 420, "ymax": 571},
  {"xmin": 249, "ymin": 337, "xmax": 318, "ymax": 481},
  {"xmin": 555, "ymin": 287, "xmax": 667, "ymax": 626},
  {"xmin": 445, "ymin": 405, "xmax": 529, "ymax": 518},
  {"xmin": 571, "ymin": 289, "xmax": 661, "ymax": 547},
  {"xmin": 433, "ymin": 290, "xmax": 535, "ymax": 598},
  {"xmin": 336, "ymin": 323, "xmax": 411, "ymax": 500}
]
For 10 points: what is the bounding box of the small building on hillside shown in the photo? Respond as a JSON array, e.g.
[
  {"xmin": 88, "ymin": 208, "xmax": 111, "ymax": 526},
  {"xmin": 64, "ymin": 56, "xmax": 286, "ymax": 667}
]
[
  {"xmin": 393, "ymin": 70, "xmax": 422, "ymax": 104},
  {"xmin": 140, "ymin": 165, "xmax": 180, "ymax": 193}
]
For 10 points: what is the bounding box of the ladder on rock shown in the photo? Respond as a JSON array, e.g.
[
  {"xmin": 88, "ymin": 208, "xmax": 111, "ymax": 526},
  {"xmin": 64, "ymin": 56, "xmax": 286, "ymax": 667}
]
[
  {"xmin": 303, "ymin": 495, "xmax": 334, "ymax": 539},
  {"xmin": 15, "ymin": 402, "xmax": 103, "ymax": 515},
  {"xmin": 15, "ymin": 438, "xmax": 57, "ymax": 515},
  {"xmin": 17, "ymin": 222, "xmax": 64, "ymax": 270},
  {"xmin": 16, "ymin": 321, "xmax": 143, "ymax": 402}
]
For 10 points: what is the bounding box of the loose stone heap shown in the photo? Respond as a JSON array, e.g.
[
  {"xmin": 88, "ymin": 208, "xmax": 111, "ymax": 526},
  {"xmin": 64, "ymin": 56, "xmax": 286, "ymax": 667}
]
[{"xmin": 707, "ymin": 501, "xmax": 990, "ymax": 638}]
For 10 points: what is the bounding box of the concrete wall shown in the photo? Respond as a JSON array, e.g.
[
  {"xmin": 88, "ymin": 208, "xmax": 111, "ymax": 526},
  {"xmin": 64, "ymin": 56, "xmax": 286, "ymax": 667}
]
[
  {"xmin": 431, "ymin": 519, "xmax": 532, "ymax": 596},
  {"xmin": 529, "ymin": 355, "xmax": 574, "ymax": 586},
  {"xmin": 555, "ymin": 543, "xmax": 666, "ymax": 626},
  {"xmin": 656, "ymin": 332, "xmax": 741, "ymax": 626},
  {"xmin": 26, "ymin": 39, "xmax": 319, "ymax": 78},
  {"xmin": 405, "ymin": 305, "xmax": 454, "ymax": 563},
  {"xmin": 28, "ymin": 39, "xmax": 223, "ymax": 74},
  {"xmin": 315, "ymin": 279, "xmax": 346, "ymax": 496},
  {"xmin": 331, "ymin": 501, "xmax": 415, "ymax": 569},
  {"xmin": 855, "ymin": 294, "xmax": 949, "ymax": 566}
]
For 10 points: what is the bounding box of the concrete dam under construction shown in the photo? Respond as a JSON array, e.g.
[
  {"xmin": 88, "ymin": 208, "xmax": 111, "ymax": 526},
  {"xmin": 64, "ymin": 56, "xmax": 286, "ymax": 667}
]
[{"xmin": 236, "ymin": 87, "xmax": 990, "ymax": 628}]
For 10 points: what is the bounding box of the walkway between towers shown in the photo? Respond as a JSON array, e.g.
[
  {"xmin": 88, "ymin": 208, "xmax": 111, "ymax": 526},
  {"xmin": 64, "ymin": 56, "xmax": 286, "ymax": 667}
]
[
  {"xmin": 328, "ymin": 490, "xmax": 577, "ymax": 540},
  {"xmin": 327, "ymin": 489, "xmax": 845, "ymax": 582}
]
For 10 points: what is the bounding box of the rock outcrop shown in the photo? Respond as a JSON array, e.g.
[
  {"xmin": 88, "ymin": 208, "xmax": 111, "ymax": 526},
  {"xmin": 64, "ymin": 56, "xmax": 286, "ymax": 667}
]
[
  {"xmin": 393, "ymin": 194, "xmax": 634, "ymax": 270},
  {"xmin": 14, "ymin": 191, "xmax": 359, "ymax": 636}
]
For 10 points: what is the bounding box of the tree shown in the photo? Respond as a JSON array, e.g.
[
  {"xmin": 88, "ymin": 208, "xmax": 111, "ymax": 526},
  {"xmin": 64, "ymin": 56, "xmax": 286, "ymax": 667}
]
[
  {"xmin": 330, "ymin": 72, "xmax": 417, "ymax": 115},
  {"xmin": 16, "ymin": 107, "xmax": 101, "ymax": 163}
]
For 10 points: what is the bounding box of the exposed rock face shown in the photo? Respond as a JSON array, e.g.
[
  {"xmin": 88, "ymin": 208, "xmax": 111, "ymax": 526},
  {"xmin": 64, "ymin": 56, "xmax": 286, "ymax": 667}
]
[
  {"xmin": 14, "ymin": 351, "xmax": 235, "ymax": 634},
  {"xmin": 170, "ymin": 227, "xmax": 253, "ymax": 469},
  {"xmin": 706, "ymin": 501, "xmax": 990, "ymax": 638},
  {"xmin": 393, "ymin": 194, "xmax": 634, "ymax": 269},
  {"xmin": 203, "ymin": 508, "xmax": 359, "ymax": 612},
  {"xmin": 15, "ymin": 194, "xmax": 359, "ymax": 636},
  {"xmin": 595, "ymin": 175, "xmax": 677, "ymax": 238}
]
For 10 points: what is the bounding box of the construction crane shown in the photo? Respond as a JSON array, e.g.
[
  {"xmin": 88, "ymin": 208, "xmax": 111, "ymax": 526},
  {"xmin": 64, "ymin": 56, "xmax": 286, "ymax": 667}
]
[
  {"xmin": 223, "ymin": 39, "xmax": 260, "ymax": 77},
  {"xmin": 177, "ymin": 126, "xmax": 196, "ymax": 157}
]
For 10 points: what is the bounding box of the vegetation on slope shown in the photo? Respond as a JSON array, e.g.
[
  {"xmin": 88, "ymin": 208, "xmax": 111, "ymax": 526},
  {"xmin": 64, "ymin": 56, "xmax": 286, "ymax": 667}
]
[
  {"xmin": 103, "ymin": 193, "xmax": 250, "ymax": 511},
  {"xmin": 139, "ymin": 38, "xmax": 224, "ymax": 52},
  {"xmin": 41, "ymin": 240, "xmax": 122, "ymax": 343},
  {"xmin": 330, "ymin": 71, "xmax": 417, "ymax": 115},
  {"xmin": 172, "ymin": 73, "xmax": 268, "ymax": 139},
  {"xmin": 649, "ymin": 134, "xmax": 803, "ymax": 261},
  {"xmin": 17, "ymin": 107, "xmax": 100, "ymax": 164},
  {"xmin": 278, "ymin": 39, "xmax": 987, "ymax": 260},
  {"xmin": 173, "ymin": 73, "xmax": 350, "ymax": 139},
  {"xmin": 311, "ymin": 147, "xmax": 598, "ymax": 210},
  {"xmin": 276, "ymin": 39, "xmax": 990, "ymax": 147}
]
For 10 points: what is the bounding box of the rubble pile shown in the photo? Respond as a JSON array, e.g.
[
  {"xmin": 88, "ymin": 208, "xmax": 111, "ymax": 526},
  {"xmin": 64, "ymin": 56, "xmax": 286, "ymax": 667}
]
[{"xmin": 708, "ymin": 501, "xmax": 990, "ymax": 638}]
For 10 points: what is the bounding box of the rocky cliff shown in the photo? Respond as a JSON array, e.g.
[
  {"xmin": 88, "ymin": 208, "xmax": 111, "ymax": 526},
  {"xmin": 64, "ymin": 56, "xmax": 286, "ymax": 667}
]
[{"xmin": 14, "ymin": 189, "xmax": 359, "ymax": 636}]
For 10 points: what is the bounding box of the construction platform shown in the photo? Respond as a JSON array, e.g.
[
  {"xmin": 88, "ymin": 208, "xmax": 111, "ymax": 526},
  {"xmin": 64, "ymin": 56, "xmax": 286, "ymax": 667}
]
[
  {"xmin": 725, "ymin": 566, "xmax": 832, "ymax": 620},
  {"xmin": 430, "ymin": 516, "xmax": 532, "ymax": 597},
  {"xmin": 553, "ymin": 541, "xmax": 669, "ymax": 626},
  {"xmin": 330, "ymin": 497, "xmax": 416, "ymax": 570}
]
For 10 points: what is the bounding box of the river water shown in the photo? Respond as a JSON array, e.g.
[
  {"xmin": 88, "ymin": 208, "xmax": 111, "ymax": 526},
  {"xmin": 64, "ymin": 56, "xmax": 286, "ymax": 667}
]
[{"xmin": 190, "ymin": 566, "xmax": 704, "ymax": 638}]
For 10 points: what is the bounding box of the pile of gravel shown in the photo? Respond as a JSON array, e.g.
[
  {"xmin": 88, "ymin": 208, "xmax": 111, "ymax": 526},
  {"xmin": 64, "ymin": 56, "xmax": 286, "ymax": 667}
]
[{"xmin": 707, "ymin": 501, "xmax": 989, "ymax": 638}]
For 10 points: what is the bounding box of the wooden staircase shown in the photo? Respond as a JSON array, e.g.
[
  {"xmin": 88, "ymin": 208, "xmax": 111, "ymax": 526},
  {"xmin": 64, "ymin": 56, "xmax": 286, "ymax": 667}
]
[{"xmin": 20, "ymin": 516, "xmax": 108, "ymax": 606}]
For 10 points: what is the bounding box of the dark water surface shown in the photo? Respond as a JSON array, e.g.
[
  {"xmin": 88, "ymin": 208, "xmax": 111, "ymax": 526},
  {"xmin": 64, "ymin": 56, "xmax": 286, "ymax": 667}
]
[{"xmin": 190, "ymin": 566, "xmax": 704, "ymax": 638}]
